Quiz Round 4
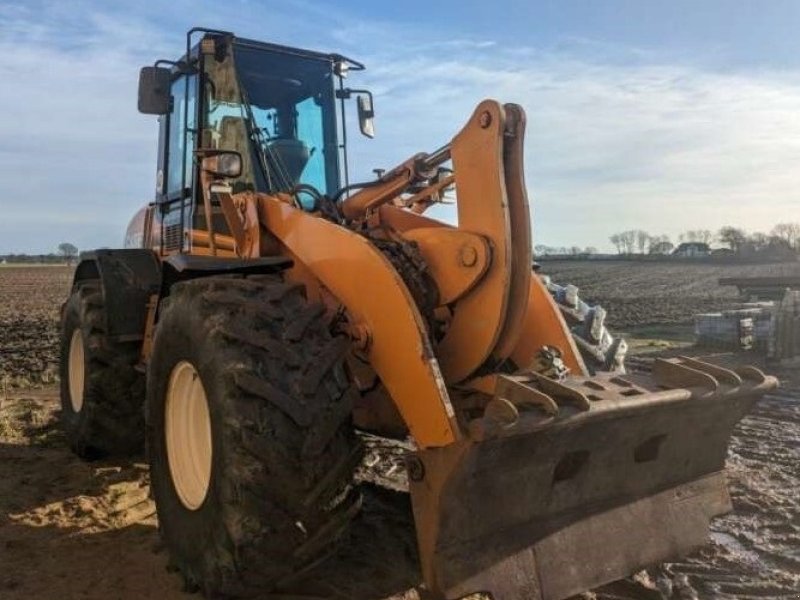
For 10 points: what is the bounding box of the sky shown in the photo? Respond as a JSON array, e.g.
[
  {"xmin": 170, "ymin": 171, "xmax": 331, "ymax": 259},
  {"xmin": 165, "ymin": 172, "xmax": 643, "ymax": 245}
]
[{"xmin": 1, "ymin": 0, "xmax": 799, "ymax": 253}]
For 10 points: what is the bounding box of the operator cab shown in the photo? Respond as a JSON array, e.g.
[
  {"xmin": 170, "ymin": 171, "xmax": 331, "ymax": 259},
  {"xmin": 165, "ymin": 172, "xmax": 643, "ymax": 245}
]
[{"xmin": 137, "ymin": 28, "xmax": 374, "ymax": 251}]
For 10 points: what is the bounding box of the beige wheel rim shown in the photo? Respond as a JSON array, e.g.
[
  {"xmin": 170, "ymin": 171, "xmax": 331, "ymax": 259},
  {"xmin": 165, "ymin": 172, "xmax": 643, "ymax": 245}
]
[
  {"xmin": 165, "ymin": 360, "xmax": 213, "ymax": 510},
  {"xmin": 68, "ymin": 328, "xmax": 85, "ymax": 412}
]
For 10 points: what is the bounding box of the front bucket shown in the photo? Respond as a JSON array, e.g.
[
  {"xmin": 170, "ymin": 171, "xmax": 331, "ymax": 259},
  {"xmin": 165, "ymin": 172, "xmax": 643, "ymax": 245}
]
[{"xmin": 409, "ymin": 358, "xmax": 778, "ymax": 600}]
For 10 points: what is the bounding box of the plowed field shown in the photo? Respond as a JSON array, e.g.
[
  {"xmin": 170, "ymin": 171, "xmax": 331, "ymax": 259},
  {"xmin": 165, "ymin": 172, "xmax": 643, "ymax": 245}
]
[{"xmin": 539, "ymin": 259, "xmax": 800, "ymax": 328}]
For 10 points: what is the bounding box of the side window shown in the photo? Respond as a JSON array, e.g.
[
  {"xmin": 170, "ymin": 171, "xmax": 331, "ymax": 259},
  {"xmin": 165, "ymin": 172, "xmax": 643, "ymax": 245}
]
[
  {"xmin": 166, "ymin": 75, "xmax": 197, "ymax": 197},
  {"xmin": 295, "ymin": 96, "xmax": 325, "ymax": 194}
]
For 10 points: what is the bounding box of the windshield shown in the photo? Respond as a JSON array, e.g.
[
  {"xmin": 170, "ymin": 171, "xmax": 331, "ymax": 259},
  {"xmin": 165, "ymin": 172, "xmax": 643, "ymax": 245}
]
[{"xmin": 202, "ymin": 40, "xmax": 340, "ymax": 206}]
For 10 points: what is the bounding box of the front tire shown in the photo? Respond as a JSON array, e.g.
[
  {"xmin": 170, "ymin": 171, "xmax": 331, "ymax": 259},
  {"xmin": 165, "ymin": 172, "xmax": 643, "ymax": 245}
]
[
  {"xmin": 146, "ymin": 275, "xmax": 362, "ymax": 596},
  {"xmin": 59, "ymin": 282, "xmax": 145, "ymax": 458}
]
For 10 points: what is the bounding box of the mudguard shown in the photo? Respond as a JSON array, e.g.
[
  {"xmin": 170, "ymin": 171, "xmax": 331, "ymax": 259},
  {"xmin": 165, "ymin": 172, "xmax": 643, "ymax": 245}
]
[
  {"xmin": 72, "ymin": 249, "xmax": 161, "ymax": 342},
  {"xmin": 71, "ymin": 250, "xmax": 292, "ymax": 343}
]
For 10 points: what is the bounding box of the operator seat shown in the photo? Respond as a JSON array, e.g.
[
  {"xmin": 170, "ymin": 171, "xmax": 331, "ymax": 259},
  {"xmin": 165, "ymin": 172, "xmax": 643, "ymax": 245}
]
[{"xmin": 265, "ymin": 138, "xmax": 311, "ymax": 187}]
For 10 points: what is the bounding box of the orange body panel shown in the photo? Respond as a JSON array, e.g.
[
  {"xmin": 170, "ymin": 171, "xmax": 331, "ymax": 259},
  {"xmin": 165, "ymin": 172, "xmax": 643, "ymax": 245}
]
[
  {"xmin": 434, "ymin": 101, "xmax": 513, "ymax": 382},
  {"xmin": 510, "ymin": 276, "xmax": 586, "ymax": 374},
  {"xmin": 401, "ymin": 228, "xmax": 490, "ymax": 305},
  {"xmin": 259, "ymin": 195, "xmax": 461, "ymax": 448}
]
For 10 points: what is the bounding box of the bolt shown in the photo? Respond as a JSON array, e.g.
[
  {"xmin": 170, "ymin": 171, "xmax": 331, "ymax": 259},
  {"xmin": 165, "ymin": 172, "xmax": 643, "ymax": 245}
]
[
  {"xmin": 479, "ymin": 111, "xmax": 492, "ymax": 128},
  {"xmin": 460, "ymin": 245, "xmax": 478, "ymax": 267},
  {"xmin": 406, "ymin": 456, "xmax": 426, "ymax": 482}
]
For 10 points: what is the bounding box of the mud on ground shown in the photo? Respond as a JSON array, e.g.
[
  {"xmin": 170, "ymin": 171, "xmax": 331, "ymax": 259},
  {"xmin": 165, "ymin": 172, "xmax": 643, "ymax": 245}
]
[
  {"xmin": 0, "ymin": 265, "xmax": 72, "ymax": 389},
  {"xmin": 1, "ymin": 263, "xmax": 799, "ymax": 599}
]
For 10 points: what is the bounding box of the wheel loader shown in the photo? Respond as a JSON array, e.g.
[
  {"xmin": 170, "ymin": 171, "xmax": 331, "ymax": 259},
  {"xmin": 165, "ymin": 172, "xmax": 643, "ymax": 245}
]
[{"xmin": 59, "ymin": 28, "xmax": 778, "ymax": 600}]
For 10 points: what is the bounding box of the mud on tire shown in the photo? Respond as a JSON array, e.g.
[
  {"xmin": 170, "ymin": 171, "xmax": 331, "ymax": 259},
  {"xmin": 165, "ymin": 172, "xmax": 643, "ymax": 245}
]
[
  {"xmin": 146, "ymin": 275, "xmax": 362, "ymax": 597},
  {"xmin": 59, "ymin": 281, "xmax": 146, "ymax": 458},
  {"xmin": 540, "ymin": 275, "xmax": 627, "ymax": 373}
]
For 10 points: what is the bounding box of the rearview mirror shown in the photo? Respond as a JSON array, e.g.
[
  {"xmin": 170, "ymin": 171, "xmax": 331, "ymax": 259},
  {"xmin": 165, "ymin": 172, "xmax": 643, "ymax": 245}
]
[
  {"xmin": 199, "ymin": 150, "xmax": 242, "ymax": 178},
  {"xmin": 138, "ymin": 66, "xmax": 172, "ymax": 115},
  {"xmin": 357, "ymin": 93, "xmax": 375, "ymax": 138}
]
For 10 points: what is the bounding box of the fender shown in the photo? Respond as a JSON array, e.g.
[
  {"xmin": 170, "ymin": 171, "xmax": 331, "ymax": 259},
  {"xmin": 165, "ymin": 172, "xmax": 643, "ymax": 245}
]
[
  {"xmin": 71, "ymin": 249, "xmax": 162, "ymax": 342},
  {"xmin": 71, "ymin": 250, "xmax": 290, "ymax": 343}
]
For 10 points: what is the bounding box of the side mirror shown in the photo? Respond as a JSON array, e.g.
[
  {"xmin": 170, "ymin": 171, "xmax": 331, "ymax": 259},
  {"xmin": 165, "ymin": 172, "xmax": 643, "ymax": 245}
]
[
  {"xmin": 138, "ymin": 66, "xmax": 172, "ymax": 115},
  {"xmin": 357, "ymin": 93, "xmax": 375, "ymax": 138},
  {"xmin": 199, "ymin": 150, "xmax": 242, "ymax": 178}
]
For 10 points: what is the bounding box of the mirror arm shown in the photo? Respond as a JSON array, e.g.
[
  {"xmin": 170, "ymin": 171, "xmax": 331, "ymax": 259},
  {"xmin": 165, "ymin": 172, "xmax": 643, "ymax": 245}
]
[{"xmin": 336, "ymin": 88, "xmax": 373, "ymax": 100}]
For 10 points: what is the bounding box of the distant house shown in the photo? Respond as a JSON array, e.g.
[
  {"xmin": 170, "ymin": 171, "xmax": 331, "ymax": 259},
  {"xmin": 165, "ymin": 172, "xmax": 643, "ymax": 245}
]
[{"xmin": 673, "ymin": 242, "xmax": 710, "ymax": 257}]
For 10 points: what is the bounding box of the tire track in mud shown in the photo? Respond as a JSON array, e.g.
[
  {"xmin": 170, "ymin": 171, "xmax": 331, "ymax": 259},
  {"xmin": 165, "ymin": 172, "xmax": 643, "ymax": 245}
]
[
  {"xmin": 661, "ymin": 390, "xmax": 800, "ymax": 599},
  {"xmin": 595, "ymin": 388, "xmax": 800, "ymax": 600}
]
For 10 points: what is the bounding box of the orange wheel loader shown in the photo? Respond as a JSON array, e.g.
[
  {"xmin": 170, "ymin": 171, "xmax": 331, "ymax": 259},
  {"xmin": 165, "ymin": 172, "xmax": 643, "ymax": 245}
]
[{"xmin": 59, "ymin": 28, "xmax": 778, "ymax": 600}]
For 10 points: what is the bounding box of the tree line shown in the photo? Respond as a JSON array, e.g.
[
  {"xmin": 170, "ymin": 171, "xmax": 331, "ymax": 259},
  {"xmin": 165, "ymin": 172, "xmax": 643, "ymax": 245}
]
[
  {"xmin": 1, "ymin": 243, "xmax": 79, "ymax": 265},
  {"xmin": 534, "ymin": 223, "xmax": 800, "ymax": 258},
  {"xmin": 605, "ymin": 223, "xmax": 800, "ymax": 256}
]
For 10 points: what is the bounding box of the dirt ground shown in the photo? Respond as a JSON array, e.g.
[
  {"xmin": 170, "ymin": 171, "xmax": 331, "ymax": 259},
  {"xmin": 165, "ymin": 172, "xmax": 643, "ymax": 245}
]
[{"xmin": 1, "ymin": 263, "xmax": 799, "ymax": 599}]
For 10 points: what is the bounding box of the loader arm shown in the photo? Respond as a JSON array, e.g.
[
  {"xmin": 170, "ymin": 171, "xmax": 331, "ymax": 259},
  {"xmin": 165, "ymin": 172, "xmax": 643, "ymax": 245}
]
[
  {"xmin": 217, "ymin": 99, "xmax": 780, "ymax": 600},
  {"xmin": 339, "ymin": 100, "xmax": 580, "ymax": 382}
]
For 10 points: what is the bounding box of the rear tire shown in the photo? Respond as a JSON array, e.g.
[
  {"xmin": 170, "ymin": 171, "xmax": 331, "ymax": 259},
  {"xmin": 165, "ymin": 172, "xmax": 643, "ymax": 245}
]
[
  {"xmin": 146, "ymin": 275, "xmax": 362, "ymax": 597},
  {"xmin": 59, "ymin": 282, "xmax": 145, "ymax": 458}
]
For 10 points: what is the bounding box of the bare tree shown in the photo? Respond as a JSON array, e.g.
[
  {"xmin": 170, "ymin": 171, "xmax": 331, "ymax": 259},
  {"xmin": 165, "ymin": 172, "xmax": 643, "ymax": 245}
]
[
  {"xmin": 609, "ymin": 234, "xmax": 622, "ymax": 254},
  {"xmin": 696, "ymin": 230, "xmax": 714, "ymax": 245},
  {"xmin": 619, "ymin": 230, "xmax": 637, "ymax": 254},
  {"xmin": 648, "ymin": 234, "xmax": 673, "ymax": 255},
  {"xmin": 748, "ymin": 232, "xmax": 769, "ymax": 252},
  {"xmin": 771, "ymin": 223, "xmax": 800, "ymax": 250},
  {"xmin": 717, "ymin": 226, "xmax": 747, "ymax": 253},
  {"xmin": 679, "ymin": 230, "xmax": 713, "ymax": 245},
  {"xmin": 635, "ymin": 230, "xmax": 650, "ymax": 254},
  {"xmin": 58, "ymin": 242, "xmax": 79, "ymax": 265}
]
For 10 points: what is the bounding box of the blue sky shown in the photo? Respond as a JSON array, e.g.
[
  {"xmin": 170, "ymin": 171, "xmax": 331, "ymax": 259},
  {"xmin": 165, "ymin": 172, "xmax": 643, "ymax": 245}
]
[{"xmin": 1, "ymin": 0, "xmax": 799, "ymax": 253}]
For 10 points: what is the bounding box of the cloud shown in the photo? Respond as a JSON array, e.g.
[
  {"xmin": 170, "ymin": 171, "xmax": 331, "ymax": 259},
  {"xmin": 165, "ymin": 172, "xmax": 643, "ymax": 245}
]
[
  {"xmin": 345, "ymin": 41, "xmax": 800, "ymax": 248},
  {"xmin": 1, "ymin": 1, "xmax": 799, "ymax": 253},
  {"xmin": 0, "ymin": 1, "xmax": 174, "ymax": 251}
]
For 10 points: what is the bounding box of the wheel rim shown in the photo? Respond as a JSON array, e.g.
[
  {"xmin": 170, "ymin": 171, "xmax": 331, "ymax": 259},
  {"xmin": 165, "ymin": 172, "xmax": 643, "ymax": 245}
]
[
  {"xmin": 68, "ymin": 328, "xmax": 85, "ymax": 412},
  {"xmin": 165, "ymin": 360, "xmax": 213, "ymax": 510}
]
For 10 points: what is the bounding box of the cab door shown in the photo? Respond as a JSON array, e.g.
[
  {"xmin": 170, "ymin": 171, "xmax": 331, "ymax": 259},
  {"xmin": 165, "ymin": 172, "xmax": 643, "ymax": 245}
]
[{"xmin": 156, "ymin": 73, "xmax": 198, "ymax": 254}]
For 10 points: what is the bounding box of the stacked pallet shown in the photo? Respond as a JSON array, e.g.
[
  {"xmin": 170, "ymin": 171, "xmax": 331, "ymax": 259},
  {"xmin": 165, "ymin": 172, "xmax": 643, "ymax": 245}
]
[
  {"xmin": 770, "ymin": 290, "xmax": 800, "ymax": 361},
  {"xmin": 694, "ymin": 291, "xmax": 800, "ymax": 361},
  {"xmin": 695, "ymin": 307, "xmax": 771, "ymax": 350}
]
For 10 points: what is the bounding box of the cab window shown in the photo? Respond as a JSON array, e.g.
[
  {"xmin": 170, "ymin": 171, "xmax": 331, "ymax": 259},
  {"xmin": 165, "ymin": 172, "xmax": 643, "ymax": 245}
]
[{"xmin": 166, "ymin": 75, "xmax": 197, "ymax": 198}]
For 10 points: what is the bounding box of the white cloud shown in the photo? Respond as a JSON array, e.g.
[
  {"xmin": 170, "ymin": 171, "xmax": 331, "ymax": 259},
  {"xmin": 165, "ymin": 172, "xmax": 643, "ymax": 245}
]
[
  {"xmin": 1, "ymin": 1, "xmax": 799, "ymax": 253},
  {"xmin": 345, "ymin": 42, "xmax": 800, "ymax": 249}
]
